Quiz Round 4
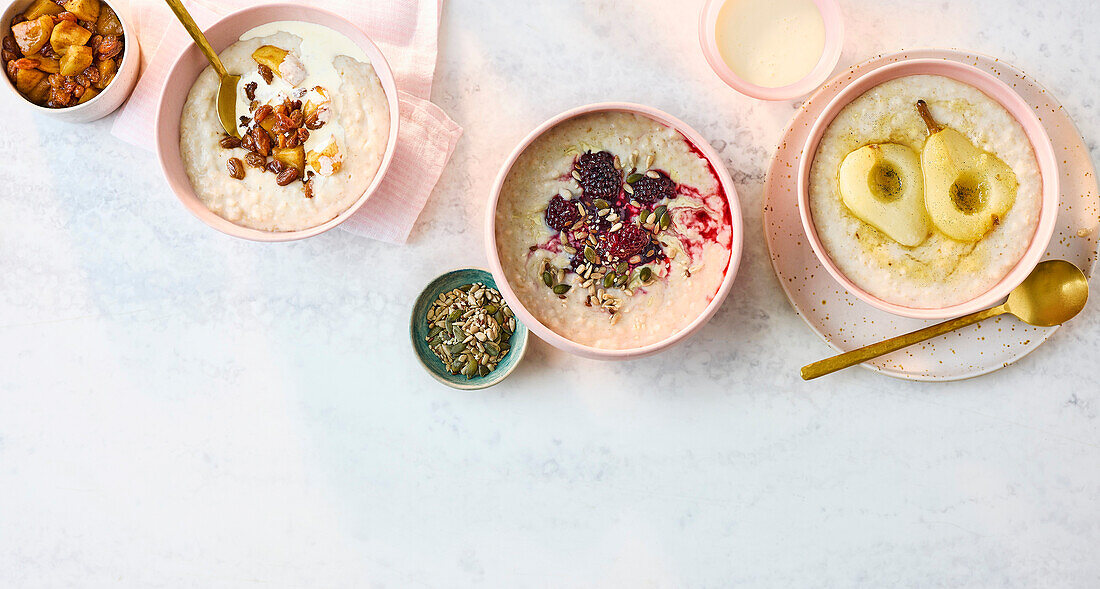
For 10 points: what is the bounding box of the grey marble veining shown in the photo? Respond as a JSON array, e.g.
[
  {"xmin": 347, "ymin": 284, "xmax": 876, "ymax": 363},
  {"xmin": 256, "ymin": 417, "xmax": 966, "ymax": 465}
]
[{"xmin": 1, "ymin": 0, "xmax": 1098, "ymax": 586}]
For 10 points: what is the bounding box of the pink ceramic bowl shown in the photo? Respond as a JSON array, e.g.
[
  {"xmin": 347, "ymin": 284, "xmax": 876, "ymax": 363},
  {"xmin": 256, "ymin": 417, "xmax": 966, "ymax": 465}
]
[
  {"xmin": 698, "ymin": 0, "xmax": 843, "ymax": 101},
  {"xmin": 797, "ymin": 58, "xmax": 1060, "ymax": 320},
  {"xmin": 154, "ymin": 3, "xmax": 400, "ymax": 242},
  {"xmin": 1, "ymin": 0, "xmax": 140, "ymax": 122},
  {"xmin": 485, "ymin": 102, "xmax": 745, "ymax": 360}
]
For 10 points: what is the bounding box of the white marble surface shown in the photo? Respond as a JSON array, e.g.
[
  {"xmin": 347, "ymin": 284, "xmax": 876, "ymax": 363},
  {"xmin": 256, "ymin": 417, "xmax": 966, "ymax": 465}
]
[{"xmin": 2, "ymin": 0, "xmax": 1099, "ymax": 586}]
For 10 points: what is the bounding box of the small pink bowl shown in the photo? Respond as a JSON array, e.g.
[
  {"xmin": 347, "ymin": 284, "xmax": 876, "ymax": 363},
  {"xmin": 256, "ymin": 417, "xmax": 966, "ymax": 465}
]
[
  {"xmin": 485, "ymin": 102, "xmax": 745, "ymax": 361},
  {"xmin": 797, "ymin": 58, "xmax": 1060, "ymax": 320},
  {"xmin": 698, "ymin": 0, "xmax": 843, "ymax": 101},
  {"xmin": 154, "ymin": 3, "xmax": 400, "ymax": 242}
]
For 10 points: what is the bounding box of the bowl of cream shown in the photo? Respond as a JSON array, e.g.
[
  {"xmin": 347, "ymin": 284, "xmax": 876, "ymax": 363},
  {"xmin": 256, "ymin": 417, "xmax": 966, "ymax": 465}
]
[{"xmin": 699, "ymin": 0, "xmax": 843, "ymax": 101}]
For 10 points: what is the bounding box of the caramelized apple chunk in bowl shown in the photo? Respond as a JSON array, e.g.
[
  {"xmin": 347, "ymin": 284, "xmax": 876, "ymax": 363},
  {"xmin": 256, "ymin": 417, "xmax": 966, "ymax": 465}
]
[
  {"xmin": 797, "ymin": 59, "xmax": 1059, "ymax": 320},
  {"xmin": 2, "ymin": 0, "xmax": 136, "ymax": 118}
]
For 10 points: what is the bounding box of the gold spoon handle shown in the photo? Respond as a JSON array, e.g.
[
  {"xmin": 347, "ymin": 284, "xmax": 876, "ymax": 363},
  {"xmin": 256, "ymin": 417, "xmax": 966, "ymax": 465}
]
[
  {"xmin": 800, "ymin": 304, "xmax": 1008, "ymax": 380},
  {"xmin": 164, "ymin": 0, "xmax": 227, "ymax": 78}
]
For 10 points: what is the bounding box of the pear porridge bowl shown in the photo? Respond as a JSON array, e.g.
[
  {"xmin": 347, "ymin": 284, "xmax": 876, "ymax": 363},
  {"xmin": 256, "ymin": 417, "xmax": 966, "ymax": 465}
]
[
  {"xmin": 797, "ymin": 59, "xmax": 1059, "ymax": 320},
  {"xmin": 155, "ymin": 3, "xmax": 400, "ymax": 241},
  {"xmin": 487, "ymin": 103, "xmax": 744, "ymax": 360}
]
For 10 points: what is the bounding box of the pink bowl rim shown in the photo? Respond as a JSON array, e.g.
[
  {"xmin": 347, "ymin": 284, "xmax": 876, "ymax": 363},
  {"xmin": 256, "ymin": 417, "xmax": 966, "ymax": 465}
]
[
  {"xmin": 484, "ymin": 102, "xmax": 745, "ymax": 360},
  {"xmin": 153, "ymin": 2, "xmax": 401, "ymax": 242},
  {"xmin": 698, "ymin": 0, "xmax": 844, "ymax": 101},
  {"xmin": 796, "ymin": 58, "xmax": 1061, "ymax": 320}
]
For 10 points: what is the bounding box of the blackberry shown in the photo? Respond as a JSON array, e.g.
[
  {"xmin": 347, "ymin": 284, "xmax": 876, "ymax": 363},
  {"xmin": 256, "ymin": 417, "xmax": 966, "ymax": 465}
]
[
  {"xmin": 575, "ymin": 151, "xmax": 621, "ymax": 200},
  {"xmin": 545, "ymin": 194, "xmax": 581, "ymax": 231},
  {"xmin": 599, "ymin": 223, "xmax": 650, "ymax": 261},
  {"xmin": 630, "ymin": 171, "xmax": 675, "ymax": 204}
]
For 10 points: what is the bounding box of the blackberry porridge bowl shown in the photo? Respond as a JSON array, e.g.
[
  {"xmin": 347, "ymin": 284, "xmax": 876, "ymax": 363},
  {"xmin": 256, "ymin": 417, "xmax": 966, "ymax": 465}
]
[
  {"xmin": 487, "ymin": 103, "xmax": 744, "ymax": 360},
  {"xmin": 155, "ymin": 3, "xmax": 399, "ymax": 241}
]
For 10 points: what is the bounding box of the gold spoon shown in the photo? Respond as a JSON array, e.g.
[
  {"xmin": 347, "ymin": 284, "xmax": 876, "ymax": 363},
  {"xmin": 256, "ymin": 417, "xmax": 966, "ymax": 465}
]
[
  {"xmin": 801, "ymin": 260, "xmax": 1089, "ymax": 380},
  {"xmin": 164, "ymin": 0, "xmax": 241, "ymax": 138}
]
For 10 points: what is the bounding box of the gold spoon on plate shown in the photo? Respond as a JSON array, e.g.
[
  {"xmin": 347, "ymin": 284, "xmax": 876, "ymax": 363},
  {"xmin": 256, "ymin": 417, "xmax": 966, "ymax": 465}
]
[
  {"xmin": 801, "ymin": 259, "xmax": 1089, "ymax": 380},
  {"xmin": 164, "ymin": 0, "xmax": 241, "ymax": 138}
]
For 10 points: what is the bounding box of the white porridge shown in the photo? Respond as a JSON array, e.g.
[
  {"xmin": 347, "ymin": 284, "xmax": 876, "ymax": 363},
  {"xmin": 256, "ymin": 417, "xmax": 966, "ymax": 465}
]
[
  {"xmin": 496, "ymin": 112, "xmax": 733, "ymax": 350},
  {"xmin": 180, "ymin": 21, "xmax": 390, "ymax": 232},
  {"xmin": 808, "ymin": 75, "xmax": 1042, "ymax": 308}
]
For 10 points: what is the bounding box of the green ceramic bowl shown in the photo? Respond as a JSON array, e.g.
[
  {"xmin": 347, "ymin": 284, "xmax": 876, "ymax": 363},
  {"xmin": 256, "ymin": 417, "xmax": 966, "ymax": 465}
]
[{"xmin": 410, "ymin": 268, "xmax": 529, "ymax": 390}]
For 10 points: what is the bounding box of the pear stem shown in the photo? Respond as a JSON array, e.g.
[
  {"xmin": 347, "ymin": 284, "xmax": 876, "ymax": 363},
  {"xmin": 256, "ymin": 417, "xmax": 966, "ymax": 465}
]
[{"xmin": 916, "ymin": 100, "xmax": 942, "ymax": 135}]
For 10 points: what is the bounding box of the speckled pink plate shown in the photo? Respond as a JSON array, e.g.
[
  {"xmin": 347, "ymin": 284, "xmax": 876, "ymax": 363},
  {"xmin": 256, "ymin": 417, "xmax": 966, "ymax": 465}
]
[{"xmin": 765, "ymin": 49, "xmax": 1099, "ymax": 381}]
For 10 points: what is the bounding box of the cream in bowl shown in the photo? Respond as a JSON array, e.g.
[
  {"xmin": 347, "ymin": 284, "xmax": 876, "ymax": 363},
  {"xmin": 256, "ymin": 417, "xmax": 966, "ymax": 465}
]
[
  {"xmin": 800, "ymin": 60, "xmax": 1060, "ymax": 319},
  {"xmin": 492, "ymin": 108, "xmax": 738, "ymax": 354},
  {"xmin": 699, "ymin": 0, "xmax": 843, "ymax": 100},
  {"xmin": 179, "ymin": 20, "xmax": 390, "ymax": 232}
]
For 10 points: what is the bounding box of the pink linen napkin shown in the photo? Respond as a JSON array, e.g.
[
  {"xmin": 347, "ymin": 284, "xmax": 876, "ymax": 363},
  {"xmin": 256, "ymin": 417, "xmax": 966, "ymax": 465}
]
[{"xmin": 111, "ymin": 0, "xmax": 461, "ymax": 243}]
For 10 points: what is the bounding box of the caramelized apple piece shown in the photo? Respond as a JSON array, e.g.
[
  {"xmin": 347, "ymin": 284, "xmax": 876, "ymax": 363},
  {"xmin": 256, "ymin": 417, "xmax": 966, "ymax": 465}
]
[
  {"xmin": 12, "ymin": 67, "xmax": 46, "ymax": 93},
  {"xmin": 251, "ymin": 45, "xmax": 288, "ymax": 75},
  {"xmin": 49, "ymin": 21, "xmax": 91, "ymax": 55},
  {"xmin": 25, "ymin": 76, "xmax": 50, "ymax": 103},
  {"xmin": 76, "ymin": 85, "xmax": 98, "ymax": 103},
  {"xmin": 62, "ymin": 0, "xmax": 100, "ymax": 23},
  {"xmin": 60, "ymin": 44, "xmax": 93, "ymax": 76},
  {"xmin": 26, "ymin": 52, "xmax": 59, "ymax": 73},
  {"xmin": 22, "ymin": 0, "xmax": 63, "ymax": 20},
  {"xmin": 273, "ymin": 146, "xmax": 305, "ymax": 173},
  {"xmin": 94, "ymin": 57, "xmax": 115, "ymax": 88},
  {"xmin": 306, "ymin": 139, "xmax": 342, "ymax": 176},
  {"xmin": 94, "ymin": 2, "xmax": 123, "ymax": 35},
  {"xmin": 12, "ymin": 15, "xmax": 54, "ymax": 56}
]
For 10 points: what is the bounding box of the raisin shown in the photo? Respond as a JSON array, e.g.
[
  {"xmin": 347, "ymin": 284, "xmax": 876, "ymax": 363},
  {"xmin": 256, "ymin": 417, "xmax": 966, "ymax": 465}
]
[
  {"xmin": 275, "ymin": 167, "xmax": 300, "ymax": 186},
  {"xmin": 257, "ymin": 63, "xmax": 273, "ymax": 84},
  {"xmin": 296, "ymin": 128, "xmax": 309, "ymax": 142},
  {"xmin": 288, "ymin": 109, "xmax": 304, "ymax": 128},
  {"xmin": 12, "ymin": 58, "xmax": 39, "ymax": 70},
  {"xmin": 82, "ymin": 64, "xmax": 100, "ymax": 84},
  {"xmin": 96, "ymin": 36, "xmax": 122, "ymax": 60},
  {"xmin": 253, "ymin": 104, "xmax": 273, "ymax": 124},
  {"xmin": 303, "ymin": 178, "xmax": 314, "ymax": 199},
  {"xmin": 244, "ymin": 81, "xmax": 257, "ymax": 101},
  {"xmin": 284, "ymin": 133, "xmax": 299, "ymax": 148},
  {"xmin": 240, "ymin": 132, "xmax": 256, "ymax": 153},
  {"xmin": 249, "ymin": 126, "xmax": 272, "ymax": 156},
  {"xmin": 266, "ymin": 159, "xmax": 285, "ymax": 174},
  {"xmin": 55, "ymin": 12, "xmax": 78, "ymax": 22},
  {"xmin": 244, "ymin": 152, "xmax": 265, "ymax": 169},
  {"xmin": 39, "ymin": 44, "xmax": 58, "ymax": 59},
  {"xmin": 226, "ymin": 157, "xmax": 245, "ymax": 180},
  {"xmin": 2, "ymin": 35, "xmax": 16, "ymax": 53},
  {"xmin": 219, "ymin": 135, "xmax": 241, "ymax": 149}
]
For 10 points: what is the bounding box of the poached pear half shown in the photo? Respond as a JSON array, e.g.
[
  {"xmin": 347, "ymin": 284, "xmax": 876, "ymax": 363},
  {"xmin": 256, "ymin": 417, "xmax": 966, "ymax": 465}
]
[
  {"xmin": 838, "ymin": 143, "xmax": 929, "ymax": 247},
  {"xmin": 916, "ymin": 100, "xmax": 1018, "ymax": 242}
]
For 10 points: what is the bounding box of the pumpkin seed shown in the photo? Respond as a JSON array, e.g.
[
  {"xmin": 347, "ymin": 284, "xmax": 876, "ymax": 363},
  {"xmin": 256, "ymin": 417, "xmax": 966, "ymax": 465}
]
[
  {"xmin": 653, "ymin": 205, "xmax": 667, "ymax": 219},
  {"xmin": 640, "ymin": 266, "xmax": 652, "ymax": 282},
  {"xmin": 542, "ymin": 271, "xmax": 553, "ymax": 287},
  {"xmin": 593, "ymin": 198, "xmax": 610, "ymax": 210},
  {"xmin": 626, "ymin": 173, "xmax": 643, "ymax": 183},
  {"xmin": 427, "ymin": 325, "xmax": 443, "ymax": 339},
  {"xmin": 659, "ymin": 212, "xmax": 671, "ymax": 229},
  {"xmin": 484, "ymin": 304, "xmax": 498, "ymax": 315},
  {"xmin": 616, "ymin": 261, "xmax": 628, "ymax": 274},
  {"xmin": 552, "ymin": 284, "xmax": 571, "ymax": 295},
  {"xmin": 584, "ymin": 245, "xmax": 598, "ymax": 264},
  {"xmin": 485, "ymin": 341, "xmax": 500, "ymax": 355},
  {"xmin": 603, "ymin": 273, "xmax": 616, "ymax": 288}
]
